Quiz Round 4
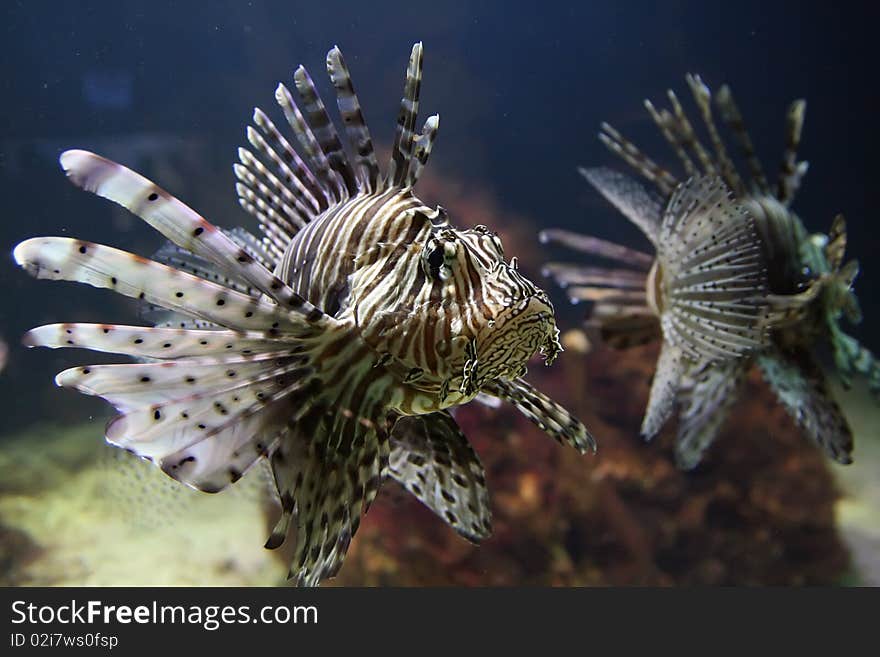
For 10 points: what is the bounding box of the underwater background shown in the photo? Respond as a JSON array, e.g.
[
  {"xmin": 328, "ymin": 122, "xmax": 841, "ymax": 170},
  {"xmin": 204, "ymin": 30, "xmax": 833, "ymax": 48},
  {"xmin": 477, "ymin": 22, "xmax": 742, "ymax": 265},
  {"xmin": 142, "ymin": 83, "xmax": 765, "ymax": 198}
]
[{"xmin": 1, "ymin": 0, "xmax": 878, "ymax": 585}]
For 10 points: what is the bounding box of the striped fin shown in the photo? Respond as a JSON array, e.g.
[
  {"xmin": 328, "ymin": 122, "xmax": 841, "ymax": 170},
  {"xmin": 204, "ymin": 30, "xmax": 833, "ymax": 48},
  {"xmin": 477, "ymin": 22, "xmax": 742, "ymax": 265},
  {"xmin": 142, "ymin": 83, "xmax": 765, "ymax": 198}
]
[
  {"xmin": 58, "ymin": 150, "xmax": 315, "ymax": 312},
  {"xmin": 825, "ymin": 214, "xmax": 847, "ymax": 272},
  {"xmin": 758, "ymin": 348, "xmax": 853, "ymax": 464},
  {"xmin": 249, "ymin": 108, "xmax": 323, "ymax": 217},
  {"xmin": 233, "ymin": 165, "xmax": 296, "ymax": 254},
  {"xmin": 101, "ymin": 360, "xmax": 312, "ymax": 458},
  {"xmin": 232, "ymin": 177, "xmax": 297, "ymax": 245},
  {"xmin": 658, "ymin": 176, "xmax": 770, "ymax": 361},
  {"xmin": 326, "ymin": 46, "xmax": 381, "ymax": 193},
  {"xmin": 141, "ymin": 230, "xmax": 272, "ymax": 330},
  {"xmin": 13, "ymin": 237, "xmax": 312, "ymax": 334},
  {"xmin": 241, "ymin": 43, "xmax": 436, "ymax": 224},
  {"xmin": 578, "ymin": 167, "xmax": 664, "ymax": 244},
  {"xmin": 642, "ymin": 342, "xmax": 685, "ymax": 439},
  {"xmin": 665, "ymin": 89, "xmax": 717, "ymax": 176},
  {"xmin": 58, "ymin": 353, "xmax": 305, "ymax": 413},
  {"xmin": 23, "ymin": 323, "xmax": 286, "ymax": 360},
  {"xmin": 599, "ymin": 122, "xmax": 678, "ymax": 195},
  {"xmin": 267, "ymin": 409, "xmax": 389, "ymax": 586},
  {"xmin": 539, "ymin": 229, "xmax": 654, "ymax": 269},
  {"xmin": 685, "ymin": 74, "xmax": 745, "ymax": 196},
  {"xmin": 388, "ymin": 42, "xmax": 423, "ymax": 188},
  {"xmin": 715, "ymin": 84, "xmax": 771, "ymax": 195},
  {"xmin": 293, "ymin": 65, "xmax": 358, "ymax": 199},
  {"xmin": 483, "ymin": 378, "xmax": 596, "ymax": 454},
  {"xmin": 777, "ymin": 99, "xmax": 808, "ymax": 204},
  {"xmin": 158, "ymin": 386, "xmax": 315, "ymax": 494},
  {"xmin": 274, "ymin": 82, "xmax": 341, "ymax": 206},
  {"xmin": 675, "ymin": 359, "xmax": 745, "ymax": 469},
  {"xmin": 228, "ymin": 226, "xmax": 278, "ymax": 272},
  {"xmin": 242, "ymin": 120, "xmax": 317, "ymax": 231},
  {"xmin": 407, "ymin": 114, "xmax": 439, "ymax": 188},
  {"xmin": 644, "ymin": 98, "xmax": 697, "ymax": 176},
  {"xmin": 388, "ymin": 412, "xmax": 492, "ymax": 543}
]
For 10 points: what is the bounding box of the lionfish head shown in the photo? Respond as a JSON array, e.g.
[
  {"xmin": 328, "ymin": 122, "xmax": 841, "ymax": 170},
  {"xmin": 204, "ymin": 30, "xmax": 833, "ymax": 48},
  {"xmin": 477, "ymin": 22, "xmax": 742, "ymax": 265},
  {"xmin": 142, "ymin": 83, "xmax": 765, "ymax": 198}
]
[{"xmin": 422, "ymin": 222, "xmax": 561, "ymax": 388}]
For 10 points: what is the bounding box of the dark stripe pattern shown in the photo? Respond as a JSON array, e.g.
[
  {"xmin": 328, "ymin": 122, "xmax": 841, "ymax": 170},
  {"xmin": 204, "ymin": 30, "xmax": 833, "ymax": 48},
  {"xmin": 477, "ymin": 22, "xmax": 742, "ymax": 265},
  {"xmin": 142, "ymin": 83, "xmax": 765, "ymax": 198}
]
[{"xmin": 16, "ymin": 43, "xmax": 588, "ymax": 588}]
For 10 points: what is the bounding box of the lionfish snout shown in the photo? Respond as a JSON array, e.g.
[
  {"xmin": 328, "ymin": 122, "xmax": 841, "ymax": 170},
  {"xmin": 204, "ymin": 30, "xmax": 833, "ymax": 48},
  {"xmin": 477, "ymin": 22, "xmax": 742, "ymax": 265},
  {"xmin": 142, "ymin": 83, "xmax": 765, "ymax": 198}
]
[{"xmin": 477, "ymin": 278, "xmax": 562, "ymax": 381}]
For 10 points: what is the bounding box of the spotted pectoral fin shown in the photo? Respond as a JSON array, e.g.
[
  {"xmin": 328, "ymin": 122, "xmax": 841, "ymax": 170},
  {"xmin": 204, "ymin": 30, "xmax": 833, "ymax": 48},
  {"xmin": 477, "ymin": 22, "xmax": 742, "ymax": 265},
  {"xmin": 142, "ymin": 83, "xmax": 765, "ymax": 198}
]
[
  {"xmin": 387, "ymin": 412, "xmax": 492, "ymax": 543},
  {"xmin": 13, "ymin": 237, "xmax": 317, "ymax": 335},
  {"xmin": 758, "ymin": 347, "xmax": 853, "ymax": 464},
  {"xmin": 141, "ymin": 229, "xmax": 270, "ymax": 329},
  {"xmin": 658, "ymin": 176, "xmax": 770, "ymax": 361},
  {"xmin": 675, "ymin": 358, "xmax": 746, "ymax": 469},
  {"xmin": 58, "ymin": 150, "xmax": 311, "ymax": 308},
  {"xmin": 22, "ymin": 323, "xmax": 284, "ymax": 360},
  {"xmin": 266, "ymin": 409, "xmax": 389, "ymax": 587},
  {"xmin": 642, "ymin": 341, "xmax": 685, "ymax": 440},
  {"xmin": 483, "ymin": 378, "xmax": 596, "ymax": 454}
]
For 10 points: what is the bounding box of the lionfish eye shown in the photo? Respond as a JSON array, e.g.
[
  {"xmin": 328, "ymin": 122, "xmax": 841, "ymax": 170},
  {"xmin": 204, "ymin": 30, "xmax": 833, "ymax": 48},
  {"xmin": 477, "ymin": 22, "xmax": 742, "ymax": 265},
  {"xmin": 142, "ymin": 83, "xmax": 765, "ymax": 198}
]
[
  {"xmin": 427, "ymin": 246, "xmax": 445, "ymax": 271},
  {"xmin": 423, "ymin": 238, "xmax": 455, "ymax": 280}
]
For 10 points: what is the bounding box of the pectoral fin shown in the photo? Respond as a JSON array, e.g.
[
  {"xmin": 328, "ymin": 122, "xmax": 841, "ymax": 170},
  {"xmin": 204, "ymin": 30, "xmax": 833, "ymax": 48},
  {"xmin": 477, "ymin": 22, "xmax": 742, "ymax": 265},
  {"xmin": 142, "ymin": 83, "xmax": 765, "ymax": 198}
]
[
  {"xmin": 758, "ymin": 347, "xmax": 853, "ymax": 464},
  {"xmin": 482, "ymin": 378, "xmax": 596, "ymax": 454},
  {"xmin": 388, "ymin": 412, "xmax": 492, "ymax": 542}
]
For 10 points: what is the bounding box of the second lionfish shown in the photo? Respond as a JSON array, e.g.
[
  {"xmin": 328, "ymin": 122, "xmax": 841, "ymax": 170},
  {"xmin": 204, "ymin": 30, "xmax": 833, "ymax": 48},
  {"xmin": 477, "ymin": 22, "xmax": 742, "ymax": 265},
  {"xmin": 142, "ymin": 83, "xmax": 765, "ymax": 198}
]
[
  {"xmin": 542, "ymin": 75, "xmax": 877, "ymax": 468},
  {"xmin": 14, "ymin": 43, "xmax": 594, "ymax": 586}
]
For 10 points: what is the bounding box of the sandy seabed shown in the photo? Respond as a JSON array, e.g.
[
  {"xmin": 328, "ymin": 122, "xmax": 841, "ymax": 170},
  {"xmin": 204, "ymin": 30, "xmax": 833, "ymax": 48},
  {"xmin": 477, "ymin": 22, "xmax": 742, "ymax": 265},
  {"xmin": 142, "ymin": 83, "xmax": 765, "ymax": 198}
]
[{"xmin": 1, "ymin": 346, "xmax": 877, "ymax": 587}]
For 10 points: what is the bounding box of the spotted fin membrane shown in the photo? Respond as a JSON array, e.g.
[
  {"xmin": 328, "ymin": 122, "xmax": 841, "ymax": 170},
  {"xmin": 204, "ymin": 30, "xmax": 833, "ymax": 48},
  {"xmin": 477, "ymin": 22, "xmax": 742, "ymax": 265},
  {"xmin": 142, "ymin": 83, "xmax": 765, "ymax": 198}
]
[{"xmin": 542, "ymin": 74, "xmax": 870, "ymax": 466}]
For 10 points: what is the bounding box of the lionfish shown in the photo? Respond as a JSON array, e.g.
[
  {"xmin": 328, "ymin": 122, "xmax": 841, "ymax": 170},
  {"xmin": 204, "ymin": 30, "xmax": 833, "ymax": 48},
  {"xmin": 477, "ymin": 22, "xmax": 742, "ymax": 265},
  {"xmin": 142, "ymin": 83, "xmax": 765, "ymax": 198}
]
[
  {"xmin": 14, "ymin": 43, "xmax": 594, "ymax": 586},
  {"xmin": 542, "ymin": 74, "xmax": 876, "ymax": 468}
]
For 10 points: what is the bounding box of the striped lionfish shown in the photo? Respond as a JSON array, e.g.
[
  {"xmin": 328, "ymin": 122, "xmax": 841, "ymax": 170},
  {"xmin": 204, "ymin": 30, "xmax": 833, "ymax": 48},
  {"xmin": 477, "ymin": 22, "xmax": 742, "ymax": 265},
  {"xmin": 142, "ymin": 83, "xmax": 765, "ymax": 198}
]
[
  {"xmin": 542, "ymin": 75, "xmax": 876, "ymax": 468},
  {"xmin": 14, "ymin": 43, "xmax": 594, "ymax": 586}
]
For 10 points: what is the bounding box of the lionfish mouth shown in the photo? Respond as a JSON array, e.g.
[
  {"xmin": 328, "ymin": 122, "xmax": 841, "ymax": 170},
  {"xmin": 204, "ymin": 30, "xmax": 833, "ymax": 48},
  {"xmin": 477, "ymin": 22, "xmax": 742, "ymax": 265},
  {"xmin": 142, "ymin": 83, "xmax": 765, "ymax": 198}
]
[{"xmin": 481, "ymin": 293, "xmax": 561, "ymax": 375}]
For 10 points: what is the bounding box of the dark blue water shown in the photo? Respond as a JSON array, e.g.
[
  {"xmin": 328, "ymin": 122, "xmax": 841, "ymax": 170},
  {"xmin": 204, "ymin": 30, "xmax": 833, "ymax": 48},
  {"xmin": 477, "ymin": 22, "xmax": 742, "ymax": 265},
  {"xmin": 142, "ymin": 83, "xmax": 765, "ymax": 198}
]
[{"xmin": 2, "ymin": 0, "xmax": 877, "ymax": 432}]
